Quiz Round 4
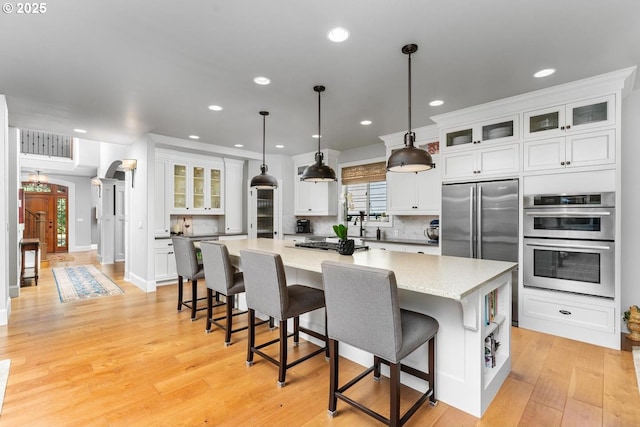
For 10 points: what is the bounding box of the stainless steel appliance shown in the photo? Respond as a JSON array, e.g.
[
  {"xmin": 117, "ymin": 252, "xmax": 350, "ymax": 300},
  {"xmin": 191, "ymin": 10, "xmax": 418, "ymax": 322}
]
[
  {"xmin": 523, "ymin": 191, "xmax": 615, "ymax": 299},
  {"xmin": 296, "ymin": 219, "xmax": 311, "ymax": 233},
  {"xmin": 523, "ymin": 192, "xmax": 615, "ymax": 240},
  {"xmin": 441, "ymin": 179, "xmax": 519, "ymax": 324}
]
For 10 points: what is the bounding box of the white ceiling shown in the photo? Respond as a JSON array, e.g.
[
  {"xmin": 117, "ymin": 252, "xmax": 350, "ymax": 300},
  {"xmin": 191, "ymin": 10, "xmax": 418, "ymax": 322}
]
[{"xmin": 1, "ymin": 0, "xmax": 639, "ymax": 159}]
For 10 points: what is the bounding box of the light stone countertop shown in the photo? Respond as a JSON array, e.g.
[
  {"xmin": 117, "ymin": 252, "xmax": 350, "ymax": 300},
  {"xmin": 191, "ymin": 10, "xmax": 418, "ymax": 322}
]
[{"xmin": 217, "ymin": 238, "xmax": 516, "ymax": 300}]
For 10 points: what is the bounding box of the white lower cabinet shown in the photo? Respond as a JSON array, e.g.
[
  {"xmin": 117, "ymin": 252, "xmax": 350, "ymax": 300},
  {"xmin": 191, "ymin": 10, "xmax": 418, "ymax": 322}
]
[
  {"xmin": 519, "ymin": 289, "xmax": 617, "ymax": 349},
  {"xmin": 365, "ymin": 240, "xmax": 440, "ymax": 255},
  {"xmin": 154, "ymin": 239, "xmax": 177, "ymax": 282},
  {"xmin": 523, "ymin": 129, "xmax": 615, "ymax": 172},
  {"xmin": 442, "ymin": 143, "xmax": 519, "ymax": 181}
]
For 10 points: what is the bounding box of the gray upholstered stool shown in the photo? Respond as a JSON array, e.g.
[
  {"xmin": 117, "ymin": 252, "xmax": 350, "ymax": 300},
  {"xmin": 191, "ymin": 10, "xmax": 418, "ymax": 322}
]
[
  {"xmin": 321, "ymin": 261, "xmax": 438, "ymax": 427},
  {"xmin": 240, "ymin": 249, "xmax": 328, "ymax": 387},
  {"xmin": 200, "ymin": 241, "xmax": 272, "ymax": 345},
  {"xmin": 171, "ymin": 236, "xmax": 208, "ymax": 321}
]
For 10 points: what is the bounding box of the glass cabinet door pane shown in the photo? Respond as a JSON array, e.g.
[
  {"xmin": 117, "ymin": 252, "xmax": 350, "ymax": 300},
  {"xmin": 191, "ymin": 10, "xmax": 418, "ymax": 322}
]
[
  {"xmin": 446, "ymin": 128, "xmax": 473, "ymax": 147},
  {"xmin": 482, "ymin": 120, "xmax": 514, "ymax": 141},
  {"xmin": 210, "ymin": 169, "xmax": 221, "ymax": 209},
  {"xmin": 192, "ymin": 166, "xmax": 205, "ymax": 209},
  {"xmin": 572, "ymin": 102, "xmax": 607, "ymax": 126},
  {"xmin": 529, "ymin": 112, "xmax": 560, "ymax": 134},
  {"xmin": 173, "ymin": 164, "xmax": 186, "ymax": 209}
]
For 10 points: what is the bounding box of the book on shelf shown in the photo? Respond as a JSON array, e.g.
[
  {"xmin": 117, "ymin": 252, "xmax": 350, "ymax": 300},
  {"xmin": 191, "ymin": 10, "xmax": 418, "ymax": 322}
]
[
  {"xmin": 484, "ymin": 289, "xmax": 498, "ymax": 325},
  {"xmin": 484, "ymin": 332, "xmax": 500, "ymax": 369}
]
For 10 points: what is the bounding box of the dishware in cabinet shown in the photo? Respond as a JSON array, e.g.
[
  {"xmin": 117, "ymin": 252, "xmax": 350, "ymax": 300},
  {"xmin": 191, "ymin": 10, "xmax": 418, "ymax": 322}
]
[
  {"xmin": 442, "ymin": 115, "xmax": 519, "ymax": 152},
  {"xmin": 523, "ymin": 94, "xmax": 615, "ymax": 139}
]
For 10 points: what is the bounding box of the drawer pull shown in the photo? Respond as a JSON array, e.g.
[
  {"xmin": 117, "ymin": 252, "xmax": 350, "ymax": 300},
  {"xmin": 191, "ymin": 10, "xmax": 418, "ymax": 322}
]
[{"xmin": 559, "ymin": 309, "xmax": 572, "ymax": 316}]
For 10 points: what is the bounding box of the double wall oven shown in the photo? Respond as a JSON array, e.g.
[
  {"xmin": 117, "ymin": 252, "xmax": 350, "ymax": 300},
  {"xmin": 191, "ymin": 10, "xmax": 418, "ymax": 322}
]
[{"xmin": 523, "ymin": 192, "xmax": 615, "ymax": 298}]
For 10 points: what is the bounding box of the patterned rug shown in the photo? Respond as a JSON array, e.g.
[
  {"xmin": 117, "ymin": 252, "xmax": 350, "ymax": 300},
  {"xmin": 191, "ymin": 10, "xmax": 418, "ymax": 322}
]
[
  {"xmin": 52, "ymin": 265, "xmax": 124, "ymax": 303},
  {"xmin": 634, "ymin": 347, "xmax": 640, "ymax": 393}
]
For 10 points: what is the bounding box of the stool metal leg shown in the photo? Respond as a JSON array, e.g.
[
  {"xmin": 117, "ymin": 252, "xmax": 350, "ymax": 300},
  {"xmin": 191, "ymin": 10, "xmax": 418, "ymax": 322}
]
[
  {"xmin": 328, "ymin": 339, "xmax": 339, "ymax": 416},
  {"xmin": 278, "ymin": 320, "xmax": 288, "ymax": 387},
  {"xmin": 246, "ymin": 309, "xmax": 256, "ymax": 366},
  {"xmin": 390, "ymin": 362, "xmax": 401, "ymax": 427},
  {"xmin": 177, "ymin": 276, "xmax": 184, "ymax": 311},
  {"xmin": 191, "ymin": 279, "xmax": 198, "ymax": 320}
]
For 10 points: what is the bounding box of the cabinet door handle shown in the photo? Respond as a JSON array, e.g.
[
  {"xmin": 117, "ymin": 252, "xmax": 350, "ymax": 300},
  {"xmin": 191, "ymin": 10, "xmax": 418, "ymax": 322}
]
[
  {"xmin": 560, "ymin": 161, "xmax": 565, "ymax": 166},
  {"xmin": 566, "ymin": 125, "xmax": 571, "ymax": 130},
  {"xmin": 559, "ymin": 310, "xmax": 572, "ymax": 316},
  {"xmin": 566, "ymin": 161, "xmax": 571, "ymax": 165},
  {"xmin": 560, "ymin": 126, "xmax": 565, "ymax": 130}
]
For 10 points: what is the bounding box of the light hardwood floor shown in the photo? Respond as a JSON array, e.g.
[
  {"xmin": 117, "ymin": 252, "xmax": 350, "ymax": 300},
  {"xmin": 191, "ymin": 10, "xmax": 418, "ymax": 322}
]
[{"xmin": 1, "ymin": 250, "xmax": 639, "ymax": 426}]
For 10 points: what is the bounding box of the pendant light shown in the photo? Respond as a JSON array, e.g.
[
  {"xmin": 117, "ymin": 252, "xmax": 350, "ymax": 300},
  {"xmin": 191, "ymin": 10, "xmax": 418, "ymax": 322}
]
[
  {"xmin": 300, "ymin": 85, "xmax": 337, "ymax": 182},
  {"xmin": 250, "ymin": 111, "xmax": 278, "ymax": 189},
  {"xmin": 386, "ymin": 44, "xmax": 433, "ymax": 172}
]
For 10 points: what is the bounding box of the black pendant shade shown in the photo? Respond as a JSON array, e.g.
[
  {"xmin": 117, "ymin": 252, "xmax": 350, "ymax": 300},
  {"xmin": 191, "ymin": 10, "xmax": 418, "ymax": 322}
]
[
  {"xmin": 387, "ymin": 44, "xmax": 433, "ymax": 173},
  {"xmin": 301, "ymin": 85, "xmax": 337, "ymax": 182},
  {"xmin": 250, "ymin": 111, "xmax": 278, "ymax": 189}
]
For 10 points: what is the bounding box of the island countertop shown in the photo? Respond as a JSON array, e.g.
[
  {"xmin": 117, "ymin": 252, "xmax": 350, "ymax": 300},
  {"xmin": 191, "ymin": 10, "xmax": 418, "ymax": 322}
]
[{"xmin": 216, "ymin": 238, "xmax": 516, "ymax": 300}]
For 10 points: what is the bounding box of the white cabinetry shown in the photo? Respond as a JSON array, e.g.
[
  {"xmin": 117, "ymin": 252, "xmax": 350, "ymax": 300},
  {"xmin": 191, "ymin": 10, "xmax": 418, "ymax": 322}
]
[
  {"xmin": 387, "ymin": 154, "xmax": 441, "ymax": 215},
  {"xmin": 523, "ymin": 95, "xmax": 615, "ymax": 139},
  {"xmin": 170, "ymin": 158, "xmax": 224, "ymax": 214},
  {"xmin": 154, "ymin": 238, "xmax": 177, "ymax": 282},
  {"xmin": 154, "ymin": 157, "xmax": 171, "ymax": 237},
  {"xmin": 523, "ymin": 129, "xmax": 615, "ymax": 172},
  {"xmin": 224, "ymin": 159, "xmax": 244, "ymax": 233},
  {"xmin": 366, "ymin": 240, "xmax": 440, "ymax": 255},
  {"xmin": 442, "ymin": 143, "xmax": 520, "ymax": 182},
  {"xmin": 293, "ymin": 150, "xmax": 339, "ymax": 216},
  {"xmin": 442, "ymin": 114, "xmax": 519, "ymax": 152}
]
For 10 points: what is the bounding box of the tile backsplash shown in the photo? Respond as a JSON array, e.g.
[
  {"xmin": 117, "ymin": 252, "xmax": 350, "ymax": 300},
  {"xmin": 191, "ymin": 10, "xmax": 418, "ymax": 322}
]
[{"xmin": 296, "ymin": 215, "xmax": 438, "ymax": 241}]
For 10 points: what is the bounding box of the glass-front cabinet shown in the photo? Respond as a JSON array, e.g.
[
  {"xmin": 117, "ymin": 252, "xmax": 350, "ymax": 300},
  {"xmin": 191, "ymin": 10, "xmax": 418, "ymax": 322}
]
[
  {"xmin": 170, "ymin": 160, "xmax": 224, "ymax": 214},
  {"xmin": 172, "ymin": 164, "xmax": 187, "ymax": 210},
  {"xmin": 523, "ymin": 94, "xmax": 615, "ymax": 139},
  {"xmin": 442, "ymin": 115, "xmax": 518, "ymax": 152}
]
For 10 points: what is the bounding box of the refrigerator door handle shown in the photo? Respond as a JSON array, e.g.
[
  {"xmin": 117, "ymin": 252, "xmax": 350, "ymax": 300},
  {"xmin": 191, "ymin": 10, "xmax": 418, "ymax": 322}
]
[
  {"xmin": 470, "ymin": 186, "xmax": 475, "ymax": 258},
  {"xmin": 477, "ymin": 185, "xmax": 482, "ymax": 259}
]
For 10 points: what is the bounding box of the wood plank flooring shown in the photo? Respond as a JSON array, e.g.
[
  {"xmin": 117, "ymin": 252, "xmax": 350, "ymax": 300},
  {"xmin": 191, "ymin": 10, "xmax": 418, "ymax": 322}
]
[{"xmin": 1, "ymin": 250, "xmax": 639, "ymax": 426}]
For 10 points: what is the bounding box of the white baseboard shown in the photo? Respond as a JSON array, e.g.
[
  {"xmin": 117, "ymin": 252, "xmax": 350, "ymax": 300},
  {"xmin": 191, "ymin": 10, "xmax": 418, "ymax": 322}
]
[
  {"xmin": 0, "ymin": 297, "xmax": 11, "ymax": 325},
  {"xmin": 127, "ymin": 271, "xmax": 156, "ymax": 293},
  {"xmin": 70, "ymin": 245, "xmax": 93, "ymax": 253}
]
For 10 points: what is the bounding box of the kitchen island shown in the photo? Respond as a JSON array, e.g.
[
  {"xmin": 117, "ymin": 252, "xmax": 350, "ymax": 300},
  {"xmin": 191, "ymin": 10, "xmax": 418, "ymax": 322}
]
[{"xmin": 219, "ymin": 238, "xmax": 517, "ymax": 418}]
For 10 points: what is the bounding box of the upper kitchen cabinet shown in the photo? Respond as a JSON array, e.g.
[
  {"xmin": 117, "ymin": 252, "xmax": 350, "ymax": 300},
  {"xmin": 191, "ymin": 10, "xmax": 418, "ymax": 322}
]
[
  {"xmin": 381, "ymin": 125, "xmax": 441, "ymax": 215},
  {"xmin": 523, "ymin": 95, "xmax": 615, "ymax": 139},
  {"xmin": 223, "ymin": 159, "xmax": 244, "ymax": 233},
  {"xmin": 523, "ymin": 129, "xmax": 615, "ymax": 172},
  {"xmin": 293, "ymin": 149, "xmax": 339, "ymax": 216},
  {"xmin": 441, "ymin": 143, "xmax": 520, "ymax": 182},
  {"xmin": 170, "ymin": 157, "xmax": 224, "ymax": 214},
  {"xmin": 442, "ymin": 115, "xmax": 519, "ymax": 152}
]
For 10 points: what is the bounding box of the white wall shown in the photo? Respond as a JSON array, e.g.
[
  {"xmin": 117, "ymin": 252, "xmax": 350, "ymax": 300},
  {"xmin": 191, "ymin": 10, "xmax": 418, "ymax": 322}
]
[
  {"xmin": 1, "ymin": 95, "xmax": 10, "ymax": 323},
  {"xmin": 621, "ymin": 89, "xmax": 640, "ymax": 326}
]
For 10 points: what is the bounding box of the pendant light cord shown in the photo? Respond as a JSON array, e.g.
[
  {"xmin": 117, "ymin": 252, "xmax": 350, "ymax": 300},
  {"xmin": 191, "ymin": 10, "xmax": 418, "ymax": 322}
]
[
  {"xmin": 407, "ymin": 50, "xmax": 412, "ymax": 138},
  {"xmin": 317, "ymin": 87, "xmax": 322, "ymax": 156},
  {"xmin": 262, "ymin": 113, "xmax": 266, "ymax": 167}
]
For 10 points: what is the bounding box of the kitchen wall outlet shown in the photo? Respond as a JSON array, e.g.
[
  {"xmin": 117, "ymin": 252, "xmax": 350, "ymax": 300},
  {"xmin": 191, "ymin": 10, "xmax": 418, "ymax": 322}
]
[{"xmin": 137, "ymin": 221, "xmax": 143, "ymax": 229}]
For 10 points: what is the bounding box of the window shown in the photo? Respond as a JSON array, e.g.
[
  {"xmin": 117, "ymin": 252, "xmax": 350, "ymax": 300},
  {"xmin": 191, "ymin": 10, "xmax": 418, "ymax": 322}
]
[
  {"xmin": 341, "ymin": 161, "xmax": 389, "ymax": 224},
  {"xmin": 344, "ymin": 181, "xmax": 389, "ymax": 223}
]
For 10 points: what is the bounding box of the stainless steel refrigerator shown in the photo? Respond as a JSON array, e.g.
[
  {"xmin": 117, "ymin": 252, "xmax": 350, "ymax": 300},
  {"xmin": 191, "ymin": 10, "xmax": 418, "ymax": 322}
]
[{"xmin": 441, "ymin": 179, "xmax": 519, "ymax": 325}]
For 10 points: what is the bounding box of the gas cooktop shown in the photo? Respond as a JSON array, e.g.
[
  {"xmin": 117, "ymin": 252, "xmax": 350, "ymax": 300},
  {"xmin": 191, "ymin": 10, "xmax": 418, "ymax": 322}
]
[{"xmin": 294, "ymin": 241, "xmax": 369, "ymax": 252}]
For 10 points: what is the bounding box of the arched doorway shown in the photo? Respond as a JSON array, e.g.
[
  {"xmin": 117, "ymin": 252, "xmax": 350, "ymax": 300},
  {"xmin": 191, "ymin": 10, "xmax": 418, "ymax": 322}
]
[{"xmin": 22, "ymin": 182, "xmax": 69, "ymax": 253}]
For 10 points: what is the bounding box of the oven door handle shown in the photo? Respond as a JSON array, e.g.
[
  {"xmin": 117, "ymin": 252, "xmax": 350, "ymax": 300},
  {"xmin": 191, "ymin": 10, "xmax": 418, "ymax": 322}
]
[
  {"xmin": 525, "ymin": 211, "xmax": 611, "ymax": 216},
  {"xmin": 525, "ymin": 241, "xmax": 611, "ymax": 251}
]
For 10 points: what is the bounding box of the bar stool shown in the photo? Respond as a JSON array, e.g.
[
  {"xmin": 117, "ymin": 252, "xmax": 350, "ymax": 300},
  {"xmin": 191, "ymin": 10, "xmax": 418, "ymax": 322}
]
[
  {"xmin": 321, "ymin": 261, "xmax": 438, "ymax": 427},
  {"xmin": 172, "ymin": 236, "xmax": 207, "ymax": 321},
  {"xmin": 240, "ymin": 249, "xmax": 328, "ymax": 387},
  {"xmin": 200, "ymin": 241, "xmax": 271, "ymax": 345}
]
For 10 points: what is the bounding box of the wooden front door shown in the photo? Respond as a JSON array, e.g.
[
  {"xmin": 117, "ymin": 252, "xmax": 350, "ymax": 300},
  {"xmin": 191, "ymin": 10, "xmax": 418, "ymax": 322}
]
[{"xmin": 23, "ymin": 183, "xmax": 68, "ymax": 253}]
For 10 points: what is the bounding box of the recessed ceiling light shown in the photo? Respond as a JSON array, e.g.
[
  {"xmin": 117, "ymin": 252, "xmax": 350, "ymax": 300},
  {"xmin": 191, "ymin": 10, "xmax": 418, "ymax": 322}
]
[
  {"xmin": 312, "ymin": 134, "xmax": 320, "ymax": 139},
  {"xmin": 189, "ymin": 135, "xmax": 200, "ymax": 140},
  {"xmin": 254, "ymin": 76, "xmax": 271, "ymax": 85},
  {"xmin": 208, "ymin": 105, "xmax": 223, "ymax": 111},
  {"xmin": 360, "ymin": 120, "xmax": 372, "ymax": 125},
  {"xmin": 429, "ymin": 100, "xmax": 444, "ymax": 107},
  {"xmin": 327, "ymin": 27, "xmax": 349, "ymax": 42},
  {"xmin": 234, "ymin": 144, "xmax": 244, "ymax": 148},
  {"xmin": 534, "ymin": 68, "xmax": 556, "ymax": 78},
  {"xmin": 275, "ymin": 145, "xmax": 284, "ymax": 148},
  {"xmin": 73, "ymin": 128, "xmax": 87, "ymax": 134}
]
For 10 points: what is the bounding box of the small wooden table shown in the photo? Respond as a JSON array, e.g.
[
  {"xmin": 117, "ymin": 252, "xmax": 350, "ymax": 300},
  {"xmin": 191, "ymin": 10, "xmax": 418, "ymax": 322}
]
[{"xmin": 20, "ymin": 238, "xmax": 40, "ymax": 286}]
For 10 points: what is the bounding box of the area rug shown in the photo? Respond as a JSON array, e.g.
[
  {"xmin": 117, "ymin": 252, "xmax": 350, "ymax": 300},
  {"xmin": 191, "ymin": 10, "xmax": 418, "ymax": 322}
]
[
  {"xmin": 52, "ymin": 265, "xmax": 124, "ymax": 303},
  {"xmin": 47, "ymin": 253, "xmax": 75, "ymax": 263},
  {"xmin": 634, "ymin": 347, "xmax": 640, "ymax": 393},
  {"xmin": 0, "ymin": 359, "xmax": 10, "ymax": 414}
]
